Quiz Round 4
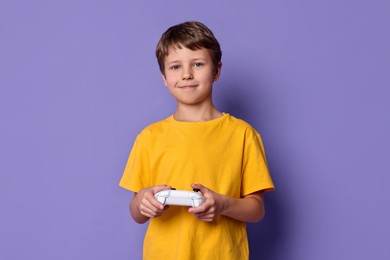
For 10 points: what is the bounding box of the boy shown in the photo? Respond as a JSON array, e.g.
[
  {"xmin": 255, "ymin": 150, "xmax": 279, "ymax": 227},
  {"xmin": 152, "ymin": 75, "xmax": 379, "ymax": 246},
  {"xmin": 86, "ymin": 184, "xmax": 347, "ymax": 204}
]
[{"xmin": 120, "ymin": 21, "xmax": 274, "ymax": 259}]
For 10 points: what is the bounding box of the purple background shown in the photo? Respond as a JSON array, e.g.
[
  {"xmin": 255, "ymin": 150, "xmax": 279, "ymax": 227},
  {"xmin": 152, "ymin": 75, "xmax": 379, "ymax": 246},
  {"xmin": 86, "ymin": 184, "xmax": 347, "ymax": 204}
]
[{"xmin": 1, "ymin": 0, "xmax": 389, "ymax": 259}]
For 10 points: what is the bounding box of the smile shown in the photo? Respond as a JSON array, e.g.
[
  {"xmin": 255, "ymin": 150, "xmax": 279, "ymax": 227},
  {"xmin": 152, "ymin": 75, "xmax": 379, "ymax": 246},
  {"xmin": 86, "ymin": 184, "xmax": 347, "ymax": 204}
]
[{"xmin": 177, "ymin": 85, "xmax": 198, "ymax": 89}]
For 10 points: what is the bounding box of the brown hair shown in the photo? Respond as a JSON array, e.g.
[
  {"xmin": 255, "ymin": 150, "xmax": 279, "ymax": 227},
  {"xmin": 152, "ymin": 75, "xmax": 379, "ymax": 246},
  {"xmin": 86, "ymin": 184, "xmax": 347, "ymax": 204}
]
[{"xmin": 156, "ymin": 21, "xmax": 222, "ymax": 75}]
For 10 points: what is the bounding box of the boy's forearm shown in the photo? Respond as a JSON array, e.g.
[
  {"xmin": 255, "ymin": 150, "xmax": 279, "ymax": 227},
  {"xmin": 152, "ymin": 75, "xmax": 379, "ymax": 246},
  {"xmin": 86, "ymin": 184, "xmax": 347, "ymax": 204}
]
[{"xmin": 221, "ymin": 192, "xmax": 265, "ymax": 223}]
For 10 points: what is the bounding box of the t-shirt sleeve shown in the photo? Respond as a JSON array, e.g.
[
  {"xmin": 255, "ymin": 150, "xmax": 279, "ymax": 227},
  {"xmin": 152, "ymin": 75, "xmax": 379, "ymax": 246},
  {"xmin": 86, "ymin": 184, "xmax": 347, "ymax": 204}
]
[
  {"xmin": 119, "ymin": 133, "xmax": 150, "ymax": 192},
  {"xmin": 241, "ymin": 128, "xmax": 275, "ymax": 196}
]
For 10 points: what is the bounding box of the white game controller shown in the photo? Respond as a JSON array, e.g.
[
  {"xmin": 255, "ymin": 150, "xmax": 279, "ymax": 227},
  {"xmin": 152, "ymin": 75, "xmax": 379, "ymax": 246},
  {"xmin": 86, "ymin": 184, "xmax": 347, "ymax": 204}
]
[{"xmin": 154, "ymin": 189, "xmax": 205, "ymax": 207}]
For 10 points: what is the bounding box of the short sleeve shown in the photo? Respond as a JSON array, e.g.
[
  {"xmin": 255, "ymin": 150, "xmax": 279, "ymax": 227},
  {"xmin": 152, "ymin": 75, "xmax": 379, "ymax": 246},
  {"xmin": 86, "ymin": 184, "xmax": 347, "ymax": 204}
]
[
  {"xmin": 119, "ymin": 133, "xmax": 150, "ymax": 192},
  {"xmin": 241, "ymin": 129, "xmax": 275, "ymax": 196}
]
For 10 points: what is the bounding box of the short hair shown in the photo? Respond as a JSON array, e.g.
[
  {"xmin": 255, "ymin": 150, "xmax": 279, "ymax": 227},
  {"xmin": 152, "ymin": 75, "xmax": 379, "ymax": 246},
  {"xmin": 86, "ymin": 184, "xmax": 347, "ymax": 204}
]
[{"xmin": 156, "ymin": 21, "xmax": 222, "ymax": 75}]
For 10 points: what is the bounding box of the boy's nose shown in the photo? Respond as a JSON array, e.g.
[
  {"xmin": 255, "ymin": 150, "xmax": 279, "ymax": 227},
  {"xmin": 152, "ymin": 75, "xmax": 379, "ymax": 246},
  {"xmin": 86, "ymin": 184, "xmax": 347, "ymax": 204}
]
[{"xmin": 181, "ymin": 67, "xmax": 193, "ymax": 80}]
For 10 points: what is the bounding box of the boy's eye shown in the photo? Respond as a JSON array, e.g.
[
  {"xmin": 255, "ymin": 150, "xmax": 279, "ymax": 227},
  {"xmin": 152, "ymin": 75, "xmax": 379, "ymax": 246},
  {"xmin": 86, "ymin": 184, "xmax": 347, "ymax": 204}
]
[
  {"xmin": 193, "ymin": 62, "xmax": 204, "ymax": 68},
  {"xmin": 170, "ymin": 65, "xmax": 181, "ymax": 70}
]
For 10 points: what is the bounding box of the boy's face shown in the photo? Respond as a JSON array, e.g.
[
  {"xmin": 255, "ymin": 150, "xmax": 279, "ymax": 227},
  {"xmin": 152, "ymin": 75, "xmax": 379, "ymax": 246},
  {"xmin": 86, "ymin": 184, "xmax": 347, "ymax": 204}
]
[{"xmin": 162, "ymin": 46, "xmax": 221, "ymax": 107}]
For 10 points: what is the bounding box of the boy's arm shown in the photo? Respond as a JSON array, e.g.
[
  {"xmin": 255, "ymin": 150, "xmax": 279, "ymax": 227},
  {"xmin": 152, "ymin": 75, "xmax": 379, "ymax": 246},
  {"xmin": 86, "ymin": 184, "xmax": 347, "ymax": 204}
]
[
  {"xmin": 129, "ymin": 185, "xmax": 171, "ymax": 224},
  {"xmin": 188, "ymin": 184, "xmax": 265, "ymax": 223}
]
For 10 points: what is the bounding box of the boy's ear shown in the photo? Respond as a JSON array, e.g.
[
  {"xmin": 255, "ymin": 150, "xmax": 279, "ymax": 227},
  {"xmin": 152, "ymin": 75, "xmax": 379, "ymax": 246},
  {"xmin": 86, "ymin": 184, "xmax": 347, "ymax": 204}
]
[
  {"xmin": 214, "ymin": 62, "xmax": 222, "ymax": 81},
  {"xmin": 161, "ymin": 73, "xmax": 168, "ymax": 87}
]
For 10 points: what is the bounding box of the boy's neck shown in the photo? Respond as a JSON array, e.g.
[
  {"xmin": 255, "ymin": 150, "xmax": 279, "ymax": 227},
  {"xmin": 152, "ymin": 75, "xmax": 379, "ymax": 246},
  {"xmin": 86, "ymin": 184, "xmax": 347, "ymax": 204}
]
[{"xmin": 173, "ymin": 104, "xmax": 223, "ymax": 122}]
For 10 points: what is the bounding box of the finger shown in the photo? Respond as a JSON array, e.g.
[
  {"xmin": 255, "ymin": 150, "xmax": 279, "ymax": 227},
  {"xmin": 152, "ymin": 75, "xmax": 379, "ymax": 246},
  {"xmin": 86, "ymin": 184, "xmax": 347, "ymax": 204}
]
[
  {"xmin": 146, "ymin": 185, "xmax": 171, "ymax": 209},
  {"xmin": 139, "ymin": 200, "xmax": 159, "ymax": 217},
  {"xmin": 140, "ymin": 206, "xmax": 158, "ymax": 218},
  {"xmin": 195, "ymin": 213, "xmax": 215, "ymax": 222},
  {"xmin": 191, "ymin": 183, "xmax": 203, "ymax": 190},
  {"xmin": 188, "ymin": 204, "xmax": 207, "ymax": 214},
  {"xmin": 148, "ymin": 195, "xmax": 165, "ymax": 210},
  {"xmin": 146, "ymin": 203, "xmax": 170, "ymax": 218},
  {"xmin": 141, "ymin": 195, "xmax": 165, "ymax": 214},
  {"xmin": 141, "ymin": 204, "xmax": 167, "ymax": 218},
  {"xmin": 192, "ymin": 183, "xmax": 210, "ymax": 195},
  {"xmin": 191, "ymin": 207, "xmax": 214, "ymax": 217},
  {"xmin": 153, "ymin": 184, "xmax": 172, "ymax": 193}
]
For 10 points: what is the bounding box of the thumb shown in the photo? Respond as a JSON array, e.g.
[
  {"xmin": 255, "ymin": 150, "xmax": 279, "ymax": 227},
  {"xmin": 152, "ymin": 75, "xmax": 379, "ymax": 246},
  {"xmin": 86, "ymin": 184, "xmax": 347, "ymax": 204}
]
[
  {"xmin": 191, "ymin": 183, "xmax": 208, "ymax": 193},
  {"xmin": 153, "ymin": 184, "xmax": 172, "ymax": 194}
]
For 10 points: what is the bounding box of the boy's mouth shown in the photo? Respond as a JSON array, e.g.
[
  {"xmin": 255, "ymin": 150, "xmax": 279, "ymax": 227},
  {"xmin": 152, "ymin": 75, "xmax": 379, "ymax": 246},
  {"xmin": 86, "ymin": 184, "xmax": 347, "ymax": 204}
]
[{"xmin": 177, "ymin": 84, "xmax": 198, "ymax": 89}]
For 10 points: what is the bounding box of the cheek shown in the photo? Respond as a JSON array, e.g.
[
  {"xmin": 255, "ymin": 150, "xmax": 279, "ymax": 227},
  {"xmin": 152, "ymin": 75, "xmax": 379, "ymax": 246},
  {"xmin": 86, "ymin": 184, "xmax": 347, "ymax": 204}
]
[
  {"xmin": 164, "ymin": 77, "xmax": 177, "ymax": 88},
  {"xmin": 200, "ymin": 72, "xmax": 216, "ymax": 83},
  {"xmin": 165, "ymin": 72, "xmax": 181, "ymax": 84}
]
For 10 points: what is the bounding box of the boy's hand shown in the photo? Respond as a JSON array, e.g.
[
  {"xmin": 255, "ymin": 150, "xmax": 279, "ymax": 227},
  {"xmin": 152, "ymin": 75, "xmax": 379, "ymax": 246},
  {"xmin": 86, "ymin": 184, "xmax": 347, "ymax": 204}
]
[
  {"xmin": 131, "ymin": 185, "xmax": 171, "ymax": 222},
  {"xmin": 188, "ymin": 183, "xmax": 227, "ymax": 222},
  {"xmin": 189, "ymin": 184, "xmax": 266, "ymax": 223}
]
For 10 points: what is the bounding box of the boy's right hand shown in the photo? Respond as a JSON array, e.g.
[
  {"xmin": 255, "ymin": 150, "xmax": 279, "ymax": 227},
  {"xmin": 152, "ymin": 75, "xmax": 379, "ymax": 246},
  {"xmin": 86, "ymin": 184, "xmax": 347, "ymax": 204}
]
[{"xmin": 131, "ymin": 185, "xmax": 171, "ymax": 221}]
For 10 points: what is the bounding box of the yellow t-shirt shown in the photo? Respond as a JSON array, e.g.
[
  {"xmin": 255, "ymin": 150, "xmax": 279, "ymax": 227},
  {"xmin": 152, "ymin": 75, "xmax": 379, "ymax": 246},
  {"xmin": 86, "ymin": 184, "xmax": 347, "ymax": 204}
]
[{"xmin": 120, "ymin": 113, "xmax": 274, "ymax": 260}]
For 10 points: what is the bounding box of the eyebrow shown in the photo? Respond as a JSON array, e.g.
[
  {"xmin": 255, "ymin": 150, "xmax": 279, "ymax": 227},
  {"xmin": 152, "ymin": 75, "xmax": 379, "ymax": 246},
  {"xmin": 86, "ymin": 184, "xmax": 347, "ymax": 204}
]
[{"xmin": 166, "ymin": 58, "xmax": 206, "ymax": 65}]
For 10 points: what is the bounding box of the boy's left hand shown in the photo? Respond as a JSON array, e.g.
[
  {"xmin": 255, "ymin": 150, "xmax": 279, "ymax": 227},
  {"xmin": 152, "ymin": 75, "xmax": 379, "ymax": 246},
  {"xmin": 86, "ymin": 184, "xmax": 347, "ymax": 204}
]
[{"xmin": 188, "ymin": 183, "xmax": 227, "ymax": 222}]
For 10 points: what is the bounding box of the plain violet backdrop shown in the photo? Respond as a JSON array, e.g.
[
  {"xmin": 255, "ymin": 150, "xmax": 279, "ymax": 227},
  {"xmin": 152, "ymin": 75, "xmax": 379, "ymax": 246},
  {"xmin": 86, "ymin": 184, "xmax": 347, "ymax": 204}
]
[{"xmin": 1, "ymin": 0, "xmax": 389, "ymax": 259}]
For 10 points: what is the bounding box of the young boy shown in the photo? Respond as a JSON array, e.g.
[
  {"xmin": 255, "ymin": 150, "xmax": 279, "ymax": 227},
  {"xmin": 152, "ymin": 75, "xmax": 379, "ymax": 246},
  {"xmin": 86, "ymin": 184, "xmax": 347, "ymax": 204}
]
[{"xmin": 120, "ymin": 21, "xmax": 274, "ymax": 259}]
